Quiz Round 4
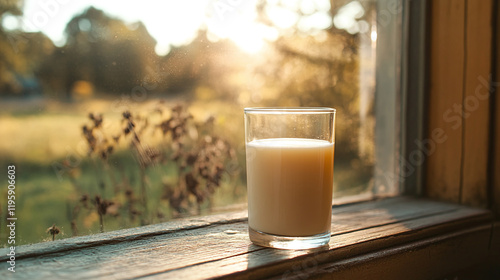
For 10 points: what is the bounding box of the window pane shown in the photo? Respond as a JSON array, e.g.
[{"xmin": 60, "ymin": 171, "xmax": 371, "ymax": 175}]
[{"xmin": 0, "ymin": 0, "xmax": 392, "ymax": 245}]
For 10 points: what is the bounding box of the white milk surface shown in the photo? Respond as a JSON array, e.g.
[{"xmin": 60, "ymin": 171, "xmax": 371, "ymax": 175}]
[{"xmin": 246, "ymin": 138, "xmax": 334, "ymax": 236}]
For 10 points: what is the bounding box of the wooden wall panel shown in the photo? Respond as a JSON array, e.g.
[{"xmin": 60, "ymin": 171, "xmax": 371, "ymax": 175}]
[
  {"xmin": 426, "ymin": 0, "xmax": 465, "ymax": 203},
  {"xmin": 461, "ymin": 0, "xmax": 492, "ymax": 207},
  {"xmin": 426, "ymin": 0, "xmax": 493, "ymax": 207}
]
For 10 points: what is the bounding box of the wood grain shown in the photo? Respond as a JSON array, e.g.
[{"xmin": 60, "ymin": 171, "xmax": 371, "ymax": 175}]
[
  {"xmin": 152, "ymin": 207, "xmax": 491, "ymax": 280},
  {"xmin": 426, "ymin": 0, "xmax": 494, "ymax": 208},
  {"xmin": 290, "ymin": 224, "xmax": 492, "ymax": 280},
  {"xmin": 426, "ymin": 0, "xmax": 465, "ymax": 203},
  {"xmin": 0, "ymin": 197, "xmax": 436, "ymax": 262},
  {"xmin": 0, "ymin": 197, "xmax": 492, "ymax": 280},
  {"xmin": 461, "ymin": 0, "xmax": 493, "ymax": 207},
  {"xmin": 0, "ymin": 209, "xmax": 247, "ymax": 262}
]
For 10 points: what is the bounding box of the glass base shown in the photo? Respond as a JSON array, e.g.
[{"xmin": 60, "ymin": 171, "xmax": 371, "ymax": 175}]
[{"xmin": 249, "ymin": 227, "xmax": 330, "ymax": 250}]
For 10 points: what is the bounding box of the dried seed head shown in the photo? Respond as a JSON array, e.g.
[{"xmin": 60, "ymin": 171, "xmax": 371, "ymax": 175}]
[
  {"xmin": 93, "ymin": 114, "xmax": 103, "ymax": 128},
  {"xmin": 80, "ymin": 194, "xmax": 89, "ymax": 203},
  {"xmin": 123, "ymin": 111, "xmax": 131, "ymax": 120},
  {"xmin": 125, "ymin": 188, "xmax": 134, "ymax": 198},
  {"xmin": 186, "ymin": 153, "xmax": 198, "ymax": 165},
  {"xmin": 46, "ymin": 224, "xmax": 61, "ymax": 241},
  {"xmin": 94, "ymin": 195, "xmax": 113, "ymax": 216},
  {"xmin": 46, "ymin": 224, "xmax": 61, "ymax": 235}
]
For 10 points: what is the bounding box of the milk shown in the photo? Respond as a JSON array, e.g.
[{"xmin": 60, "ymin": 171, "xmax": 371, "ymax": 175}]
[{"xmin": 246, "ymin": 138, "xmax": 334, "ymax": 237}]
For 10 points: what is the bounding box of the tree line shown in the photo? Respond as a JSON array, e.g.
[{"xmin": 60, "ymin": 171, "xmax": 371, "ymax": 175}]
[{"xmin": 0, "ymin": 6, "xmax": 235, "ymax": 99}]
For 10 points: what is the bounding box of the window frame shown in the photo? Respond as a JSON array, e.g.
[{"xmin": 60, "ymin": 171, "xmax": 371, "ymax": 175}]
[
  {"xmin": 374, "ymin": 0, "xmax": 424, "ymax": 197},
  {"xmin": 399, "ymin": 0, "xmax": 429, "ymax": 196}
]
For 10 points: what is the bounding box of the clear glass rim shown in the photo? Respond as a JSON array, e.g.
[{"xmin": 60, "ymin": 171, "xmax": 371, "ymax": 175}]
[{"xmin": 244, "ymin": 107, "xmax": 336, "ymax": 114}]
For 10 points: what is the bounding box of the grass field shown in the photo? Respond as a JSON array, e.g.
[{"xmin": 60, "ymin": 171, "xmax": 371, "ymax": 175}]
[
  {"xmin": 0, "ymin": 97, "xmax": 249, "ymax": 245},
  {"xmin": 0, "ymin": 96, "xmax": 372, "ymax": 246}
]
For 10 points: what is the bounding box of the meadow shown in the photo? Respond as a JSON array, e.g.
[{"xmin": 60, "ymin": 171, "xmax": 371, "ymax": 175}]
[
  {"xmin": 0, "ymin": 97, "xmax": 249, "ymax": 244},
  {"xmin": 0, "ymin": 96, "xmax": 372, "ymax": 246}
]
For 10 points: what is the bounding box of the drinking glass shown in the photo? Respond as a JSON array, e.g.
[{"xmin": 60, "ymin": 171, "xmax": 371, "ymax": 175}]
[{"xmin": 245, "ymin": 107, "xmax": 336, "ymax": 249}]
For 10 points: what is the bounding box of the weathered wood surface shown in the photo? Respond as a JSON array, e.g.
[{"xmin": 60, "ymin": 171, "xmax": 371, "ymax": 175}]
[
  {"xmin": 427, "ymin": 0, "xmax": 494, "ymax": 208},
  {"xmin": 0, "ymin": 210, "xmax": 248, "ymax": 262},
  {"xmin": 286, "ymin": 224, "xmax": 493, "ymax": 280},
  {"xmin": 460, "ymin": 0, "xmax": 492, "ymax": 207},
  {"xmin": 427, "ymin": 0, "xmax": 465, "ymax": 203},
  {"xmin": 0, "ymin": 197, "xmax": 493, "ymax": 279}
]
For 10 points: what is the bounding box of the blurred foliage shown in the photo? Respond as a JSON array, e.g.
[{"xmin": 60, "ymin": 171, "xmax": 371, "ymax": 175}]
[
  {"xmin": 0, "ymin": 0, "xmax": 21, "ymax": 17},
  {"xmin": 39, "ymin": 7, "xmax": 157, "ymax": 97},
  {"xmin": 0, "ymin": 0, "xmax": 46, "ymax": 94}
]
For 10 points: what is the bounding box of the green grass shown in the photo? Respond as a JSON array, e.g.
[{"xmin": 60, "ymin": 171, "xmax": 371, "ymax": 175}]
[
  {"xmin": 0, "ymin": 98, "xmax": 250, "ymax": 245},
  {"xmin": 1, "ymin": 149, "xmax": 247, "ymax": 245},
  {"xmin": 13, "ymin": 170, "xmax": 74, "ymax": 244}
]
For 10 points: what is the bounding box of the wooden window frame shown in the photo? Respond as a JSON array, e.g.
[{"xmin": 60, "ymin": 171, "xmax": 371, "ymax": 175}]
[{"xmin": 1, "ymin": 0, "xmax": 499, "ymax": 279}]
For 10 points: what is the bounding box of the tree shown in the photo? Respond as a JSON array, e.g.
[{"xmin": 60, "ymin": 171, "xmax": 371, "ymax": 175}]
[
  {"xmin": 0, "ymin": 0, "xmax": 36, "ymax": 95},
  {"xmin": 0, "ymin": 0, "xmax": 21, "ymax": 19},
  {"xmin": 39, "ymin": 7, "xmax": 157, "ymax": 97},
  {"xmin": 0, "ymin": 0, "xmax": 54, "ymax": 96}
]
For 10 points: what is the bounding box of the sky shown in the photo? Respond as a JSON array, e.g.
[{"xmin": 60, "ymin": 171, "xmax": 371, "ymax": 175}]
[
  {"xmin": 0, "ymin": 0, "xmax": 353, "ymax": 55},
  {"xmin": 18, "ymin": 0, "xmax": 215, "ymax": 55}
]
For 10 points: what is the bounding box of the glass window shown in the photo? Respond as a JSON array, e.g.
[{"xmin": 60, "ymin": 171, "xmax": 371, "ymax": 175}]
[{"xmin": 0, "ymin": 0, "xmax": 398, "ymax": 245}]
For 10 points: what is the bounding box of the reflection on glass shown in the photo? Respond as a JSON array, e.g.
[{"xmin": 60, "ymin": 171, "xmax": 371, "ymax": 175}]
[{"xmin": 0, "ymin": 0, "xmax": 377, "ymax": 245}]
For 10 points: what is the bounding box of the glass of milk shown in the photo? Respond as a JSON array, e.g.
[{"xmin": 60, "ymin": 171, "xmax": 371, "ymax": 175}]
[{"xmin": 245, "ymin": 107, "xmax": 336, "ymax": 249}]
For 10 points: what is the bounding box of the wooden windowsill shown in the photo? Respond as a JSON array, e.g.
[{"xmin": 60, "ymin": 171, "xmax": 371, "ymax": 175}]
[{"xmin": 0, "ymin": 196, "xmax": 498, "ymax": 279}]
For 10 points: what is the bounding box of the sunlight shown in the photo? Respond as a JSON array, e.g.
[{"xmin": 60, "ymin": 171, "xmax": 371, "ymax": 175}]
[
  {"xmin": 265, "ymin": 4, "xmax": 299, "ymax": 29},
  {"xmin": 371, "ymin": 26, "xmax": 377, "ymax": 42},
  {"xmin": 230, "ymin": 27, "xmax": 266, "ymax": 54},
  {"xmin": 333, "ymin": 0, "xmax": 365, "ymax": 34},
  {"xmin": 1, "ymin": 14, "xmax": 20, "ymax": 31},
  {"xmin": 18, "ymin": 0, "xmax": 333, "ymax": 55},
  {"xmin": 20, "ymin": 0, "xmax": 208, "ymax": 55},
  {"xmin": 141, "ymin": 0, "xmax": 207, "ymax": 54},
  {"xmin": 265, "ymin": 0, "xmax": 332, "ymax": 33},
  {"xmin": 20, "ymin": 0, "xmax": 275, "ymax": 55},
  {"xmin": 205, "ymin": 0, "xmax": 278, "ymax": 54},
  {"xmin": 297, "ymin": 11, "xmax": 332, "ymax": 33},
  {"xmin": 227, "ymin": 21, "xmax": 279, "ymax": 54}
]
